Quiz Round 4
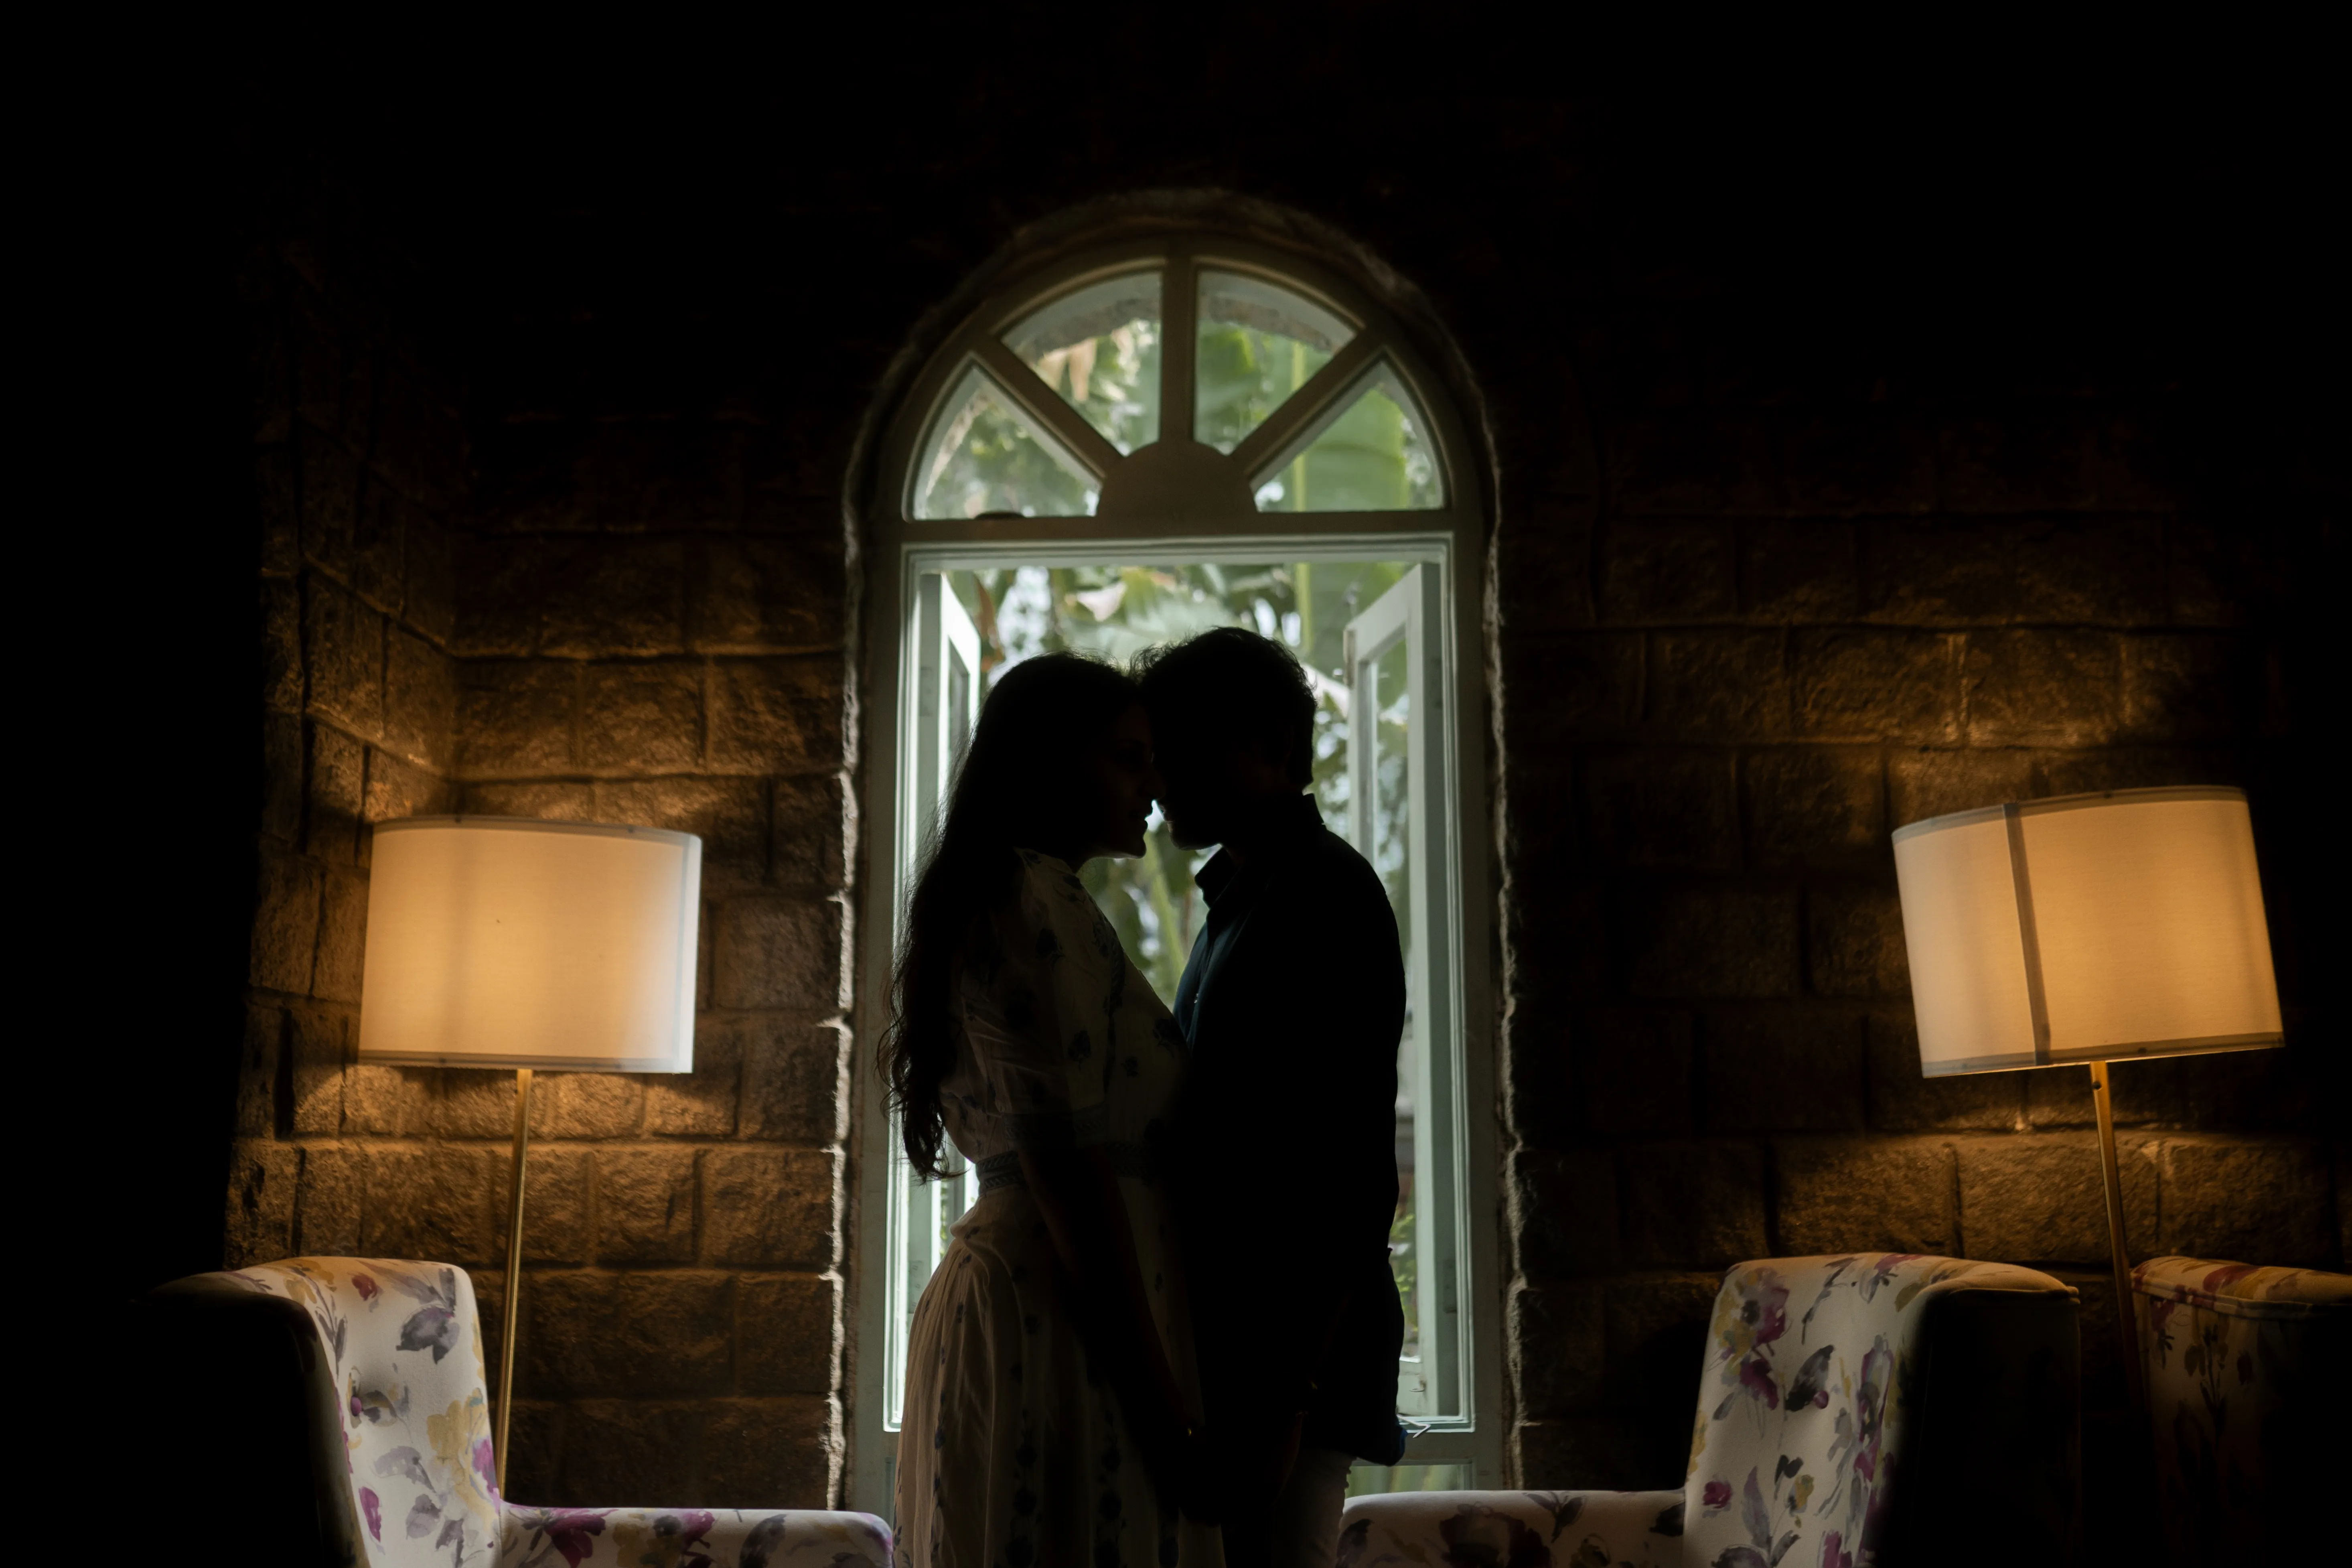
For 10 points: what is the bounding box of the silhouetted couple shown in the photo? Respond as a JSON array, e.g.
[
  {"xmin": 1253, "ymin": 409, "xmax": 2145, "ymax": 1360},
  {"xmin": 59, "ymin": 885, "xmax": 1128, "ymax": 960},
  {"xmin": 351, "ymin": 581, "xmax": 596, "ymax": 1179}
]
[{"xmin": 884, "ymin": 629, "xmax": 1407, "ymax": 1568}]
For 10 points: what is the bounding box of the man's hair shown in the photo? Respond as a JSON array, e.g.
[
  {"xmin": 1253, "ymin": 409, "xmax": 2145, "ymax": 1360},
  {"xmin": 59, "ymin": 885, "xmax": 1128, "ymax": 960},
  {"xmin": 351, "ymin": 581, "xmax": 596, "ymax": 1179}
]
[{"xmin": 1134, "ymin": 627, "xmax": 1316, "ymax": 788}]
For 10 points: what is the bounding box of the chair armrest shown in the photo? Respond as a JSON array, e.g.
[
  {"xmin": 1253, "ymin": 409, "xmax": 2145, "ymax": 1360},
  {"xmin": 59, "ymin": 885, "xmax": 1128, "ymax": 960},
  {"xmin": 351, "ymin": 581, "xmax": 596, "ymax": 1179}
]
[
  {"xmin": 1340, "ymin": 1489, "xmax": 1684, "ymax": 1567},
  {"xmin": 140, "ymin": 1276, "xmax": 366, "ymax": 1566},
  {"xmin": 499, "ymin": 1504, "xmax": 891, "ymax": 1567}
]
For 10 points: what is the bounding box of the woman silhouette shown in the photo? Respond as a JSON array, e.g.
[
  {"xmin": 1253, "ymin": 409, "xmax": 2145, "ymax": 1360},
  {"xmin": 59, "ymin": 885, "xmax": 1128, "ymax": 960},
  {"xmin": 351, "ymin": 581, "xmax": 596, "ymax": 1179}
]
[{"xmin": 884, "ymin": 652, "xmax": 1213, "ymax": 1568}]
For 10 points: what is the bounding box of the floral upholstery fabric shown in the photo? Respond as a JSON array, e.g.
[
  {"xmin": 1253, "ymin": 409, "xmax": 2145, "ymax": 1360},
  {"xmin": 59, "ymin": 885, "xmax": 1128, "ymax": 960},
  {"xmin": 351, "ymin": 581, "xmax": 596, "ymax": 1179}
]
[
  {"xmin": 187, "ymin": 1257, "xmax": 891, "ymax": 1568},
  {"xmin": 500, "ymin": 1508, "xmax": 892, "ymax": 1568},
  {"xmin": 1339, "ymin": 1254, "xmax": 2080, "ymax": 1568},
  {"xmin": 2133, "ymin": 1255, "xmax": 2350, "ymax": 1568},
  {"xmin": 1341, "ymin": 1489, "xmax": 1684, "ymax": 1568}
]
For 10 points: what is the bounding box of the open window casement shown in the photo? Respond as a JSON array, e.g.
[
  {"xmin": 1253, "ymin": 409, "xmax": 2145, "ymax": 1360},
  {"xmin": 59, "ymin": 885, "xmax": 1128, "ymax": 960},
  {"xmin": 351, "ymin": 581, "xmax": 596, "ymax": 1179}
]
[
  {"xmin": 884, "ymin": 574, "xmax": 983, "ymax": 1430},
  {"xmin": 1344, "ymin": 564, "xmax": 1462, "ymax": 1421},
  {"xmin": 907, "ymin": 573, "xmax": 981, "ymax": 866}
]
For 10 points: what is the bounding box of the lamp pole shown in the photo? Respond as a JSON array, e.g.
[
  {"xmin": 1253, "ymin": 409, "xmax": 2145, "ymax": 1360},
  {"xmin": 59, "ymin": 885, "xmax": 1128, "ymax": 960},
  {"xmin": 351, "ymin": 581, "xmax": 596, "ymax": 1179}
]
[
  {"xmin": 496, "ymin": 1068, "xmax": 533, "ymax": 1497},
  {"xmin": 2087, "ymin": 1060, "xmax": 2144, "ymax": 1411}
]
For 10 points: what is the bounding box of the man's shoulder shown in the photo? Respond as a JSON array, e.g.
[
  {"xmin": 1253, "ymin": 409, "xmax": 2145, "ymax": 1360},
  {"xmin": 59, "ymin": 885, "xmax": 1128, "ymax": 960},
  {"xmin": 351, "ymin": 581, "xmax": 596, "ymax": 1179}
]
[
  {"xmin": 1278, "ymin": 827, "xmax": 1395, "ymax": 920},
  {"xmin": 1299, "ymin": 822, "xmax": 1383, "ymax": 882}
]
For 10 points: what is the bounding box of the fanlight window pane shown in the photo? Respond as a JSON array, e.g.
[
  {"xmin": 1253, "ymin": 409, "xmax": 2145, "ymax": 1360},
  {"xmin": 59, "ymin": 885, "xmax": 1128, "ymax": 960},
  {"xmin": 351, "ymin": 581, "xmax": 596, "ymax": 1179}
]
[
  {"xmin": 1196, "ymin": 269, "xmax": 1356, "ymax": 454},
  {"xmin": 914, "ymin": 366, "xmax": 1100, "ymax": 519},
  {"xmin": 1256, "ymin": 369, "xmax": 1444, "ymax": 512},
  {"xmin": 1001, "ymin": 271, "xmax": 1163, "ymax": 455}
]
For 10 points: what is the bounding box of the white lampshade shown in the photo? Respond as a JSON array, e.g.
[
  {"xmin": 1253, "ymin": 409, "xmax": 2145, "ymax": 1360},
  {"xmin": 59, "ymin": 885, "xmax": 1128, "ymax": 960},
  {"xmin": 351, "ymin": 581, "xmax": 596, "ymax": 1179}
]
[
  {"xmin": 1892, "ymin": 786, "xmax": 2281, "ymax": 1076},
  {"xmin": 358, "ymin": 817, "xmax": 702, "ymax": 1073}
]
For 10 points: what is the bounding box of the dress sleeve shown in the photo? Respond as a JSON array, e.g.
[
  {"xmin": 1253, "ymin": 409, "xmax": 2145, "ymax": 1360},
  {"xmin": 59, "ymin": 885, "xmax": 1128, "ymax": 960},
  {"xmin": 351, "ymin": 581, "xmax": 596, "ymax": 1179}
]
[{"xmin": 971, "ymin": 854, "xmax": 1127, "ymax": 1151}]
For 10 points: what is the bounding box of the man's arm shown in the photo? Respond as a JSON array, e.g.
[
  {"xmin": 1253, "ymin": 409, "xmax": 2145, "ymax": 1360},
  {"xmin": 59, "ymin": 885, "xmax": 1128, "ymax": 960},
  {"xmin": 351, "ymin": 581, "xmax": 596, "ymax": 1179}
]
[
  {"xmin": 1207, "ymin": 852, "xmax": 1404, "ymax": 1509},
  {"xmin": 1231, "ymin": 852, "xmax": 1405, "ymax": 1371}
]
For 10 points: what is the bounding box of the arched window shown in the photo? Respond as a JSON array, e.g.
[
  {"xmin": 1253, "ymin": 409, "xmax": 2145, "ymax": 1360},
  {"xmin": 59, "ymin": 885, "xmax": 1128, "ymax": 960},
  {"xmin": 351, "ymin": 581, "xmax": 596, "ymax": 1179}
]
[
  {"xmin": 852, "ymin": 234, "xmax": 1501, "ymax": 1507},
  {"xmin": 906, "ymin": 245, "xmax": 1448, "ymax": 523}
]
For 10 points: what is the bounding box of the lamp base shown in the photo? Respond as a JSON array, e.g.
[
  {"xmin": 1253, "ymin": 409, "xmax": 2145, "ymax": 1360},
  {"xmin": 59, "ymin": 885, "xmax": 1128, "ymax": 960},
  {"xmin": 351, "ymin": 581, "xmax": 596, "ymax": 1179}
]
[{"xmin": 2088, "ymin": 1059, "xmax": 2143, "ymax": 1412}]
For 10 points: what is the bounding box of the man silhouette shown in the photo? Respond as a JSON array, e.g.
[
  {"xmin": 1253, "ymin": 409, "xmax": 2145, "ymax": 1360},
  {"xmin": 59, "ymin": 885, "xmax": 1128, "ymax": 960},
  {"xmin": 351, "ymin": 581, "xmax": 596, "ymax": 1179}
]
[{"xmin": 1137, "ymin": 627, "xmax": 1407, "ymax": 1568}]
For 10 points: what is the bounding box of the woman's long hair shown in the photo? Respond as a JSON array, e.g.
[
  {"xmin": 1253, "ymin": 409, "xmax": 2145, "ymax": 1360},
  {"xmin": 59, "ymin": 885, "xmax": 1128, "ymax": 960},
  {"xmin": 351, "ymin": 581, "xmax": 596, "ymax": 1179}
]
[{"xmin": 884, "ymin": 652, "xmax": 1141, "ymax": 1178}]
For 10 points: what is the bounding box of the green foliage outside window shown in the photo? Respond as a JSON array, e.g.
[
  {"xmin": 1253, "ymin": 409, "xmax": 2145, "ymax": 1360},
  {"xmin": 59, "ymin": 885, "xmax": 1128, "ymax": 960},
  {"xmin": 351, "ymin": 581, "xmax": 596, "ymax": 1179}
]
[
  {"xmin": 946, "ymin": 560, "xmax": 1407, "ymax": 1005},
  {"xmin": 917, "ymin": 374, "xmax": 1100, "ymax": 520}
]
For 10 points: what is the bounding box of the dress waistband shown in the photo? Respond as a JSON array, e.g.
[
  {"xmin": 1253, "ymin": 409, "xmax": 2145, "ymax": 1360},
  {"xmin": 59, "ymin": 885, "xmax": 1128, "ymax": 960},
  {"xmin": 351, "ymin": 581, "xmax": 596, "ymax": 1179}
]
[{"xmin": 972, "ymin": 1142, "xmax": 1154, "ymax": 1193}]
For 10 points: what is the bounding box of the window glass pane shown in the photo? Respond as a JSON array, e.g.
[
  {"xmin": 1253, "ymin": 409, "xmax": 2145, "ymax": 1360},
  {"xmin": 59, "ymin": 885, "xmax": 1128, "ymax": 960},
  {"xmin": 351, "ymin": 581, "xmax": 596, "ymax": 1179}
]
[
  {"xmin": 902, "ymin": 554, "xmax": 1466, "ymax": 1436},
  {"xmin": 1255, "ymin": 371, "xmax": 1444, "ymax": 513},
  {"xmin": 1347, "ymin": 1463, "xmax": 1473, "ymax": 1497},
  {"xmin": 1001, "ymin": 271, "xmax": 1164, "ymax": 455},
  {"xmin": 885, "ymin": 577, "xmax": 985, "ymax": 1429},
  {"xmin": 1371, "ymin": 635, "xmax": 1413, "ymax": 954},
  {"xmin": 1196, "ymin": 269, "xmax": 1355, "ymax": 454},
  {"xmin": 938, "ymin": 559, "xmax": 1406, "ymax": 1008},
  {"xmin": 1370, "ymin": 632, "xmax": 1421, "ymax": 1400},
  {"xmin": 914, "ymin": 366, "xmax": 1100, "ymax": 519},
  {"xmin": 884, "ymin": 1153, "xmax": 976, "ymax": 1428}
]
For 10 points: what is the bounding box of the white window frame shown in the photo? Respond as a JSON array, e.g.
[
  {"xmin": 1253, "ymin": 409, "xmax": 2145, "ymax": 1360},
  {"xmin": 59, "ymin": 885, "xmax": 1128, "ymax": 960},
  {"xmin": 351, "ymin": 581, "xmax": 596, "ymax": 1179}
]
[
  {"xmin": 1346, "ymin": 562, "xmax": 1464, "ymax": 1422},
  {"xmin": 850, "ymin": 235, "xmax": 1502, "ymax": 1514}
]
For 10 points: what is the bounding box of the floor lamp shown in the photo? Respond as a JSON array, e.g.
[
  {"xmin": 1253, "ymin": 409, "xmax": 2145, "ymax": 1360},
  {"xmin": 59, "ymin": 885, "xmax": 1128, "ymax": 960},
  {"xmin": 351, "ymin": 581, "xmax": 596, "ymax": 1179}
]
[
  {"xmin": 356, "ymin": 815, "xmax": 703, "ymax": 1495},
  {"xmin": 1891, "ymin": 786, "xmax": 2282, "ymax": 1406}
]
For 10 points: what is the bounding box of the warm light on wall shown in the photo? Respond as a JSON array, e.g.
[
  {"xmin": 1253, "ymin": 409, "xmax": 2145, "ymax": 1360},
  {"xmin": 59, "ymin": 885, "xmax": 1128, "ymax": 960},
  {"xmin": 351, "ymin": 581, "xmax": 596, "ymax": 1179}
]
[
  {"xmin": 1893, "ymin": 785, "xmax": 2282, "ymax": 1406},
  {"xmin": 357, "ymin": 816, "xmax": 703, "ymax": 1492}
]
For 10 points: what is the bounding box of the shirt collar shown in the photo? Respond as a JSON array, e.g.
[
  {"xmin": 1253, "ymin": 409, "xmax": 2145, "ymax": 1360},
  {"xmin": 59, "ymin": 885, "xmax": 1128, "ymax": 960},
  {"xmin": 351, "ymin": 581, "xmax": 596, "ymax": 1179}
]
[{"xmin": 1193, "ymin": 795, "xmax": 1324, "ymax": 906}]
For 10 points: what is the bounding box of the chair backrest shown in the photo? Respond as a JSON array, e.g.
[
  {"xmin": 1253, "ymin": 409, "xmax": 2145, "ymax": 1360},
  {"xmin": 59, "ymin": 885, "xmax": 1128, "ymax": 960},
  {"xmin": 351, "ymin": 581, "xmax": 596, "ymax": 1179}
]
[
  {"xmin": 1683, "ymin": 1254, "xmax": 2079, "ymax": 1568},
  {"xmin": 2133, "ymin": 1254, "xmax": 2351, "ymax": 1566},
  {"xmin": 207, "ymin": 1258, "xmax": 501, "ymax": 1568}
]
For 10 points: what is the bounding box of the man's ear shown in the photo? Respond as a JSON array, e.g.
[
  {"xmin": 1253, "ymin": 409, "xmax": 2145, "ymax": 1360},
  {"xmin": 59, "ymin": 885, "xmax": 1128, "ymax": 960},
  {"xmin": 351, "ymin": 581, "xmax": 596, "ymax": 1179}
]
[
  {"xmin": 1264, "ymin": 728, "xmax": 1295, "ymax": 782},
  {"xmin": 1233, "ymin": 729, "xmax": 1294, "ymax": 791}
]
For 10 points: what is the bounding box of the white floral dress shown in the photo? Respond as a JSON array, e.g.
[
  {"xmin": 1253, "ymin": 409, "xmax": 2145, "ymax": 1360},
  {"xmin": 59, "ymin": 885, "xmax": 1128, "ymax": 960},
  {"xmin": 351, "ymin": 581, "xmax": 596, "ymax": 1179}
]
[{"xmin": 894, "ymin": 851, "xmax": 1215, "ymax": 1568}]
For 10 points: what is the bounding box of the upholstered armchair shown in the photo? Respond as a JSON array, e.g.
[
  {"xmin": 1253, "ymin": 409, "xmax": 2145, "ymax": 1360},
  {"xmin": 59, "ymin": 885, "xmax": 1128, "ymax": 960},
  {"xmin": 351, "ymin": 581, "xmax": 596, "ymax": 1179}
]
[
  {"xmin": 156, "ymin": 1257, "xmax": 891, "ymax": 1568},
  {"xmin": 1341, "ymin": 1254, "xmax": 2081, "ymax": 1568},
  {"xmin": 2133, "ymin": 1254, "xmax": 2350, "ymax": 1566}
]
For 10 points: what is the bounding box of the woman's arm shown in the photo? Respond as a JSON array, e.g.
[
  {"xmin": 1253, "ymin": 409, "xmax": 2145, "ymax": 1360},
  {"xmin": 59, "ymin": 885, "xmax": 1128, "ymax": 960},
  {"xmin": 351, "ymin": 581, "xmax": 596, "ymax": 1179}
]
[{"xmin": 1018, "ymin": 1144, "xmax": 1212, "ymax": 1515}]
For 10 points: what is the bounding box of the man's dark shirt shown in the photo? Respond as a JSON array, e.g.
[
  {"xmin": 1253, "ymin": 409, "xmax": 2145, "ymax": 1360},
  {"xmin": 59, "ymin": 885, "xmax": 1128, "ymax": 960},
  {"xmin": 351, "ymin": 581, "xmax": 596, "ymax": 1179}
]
[{"xmin": 1172, "ymin": 794, "xmax": 1407, "ymax": 1463}]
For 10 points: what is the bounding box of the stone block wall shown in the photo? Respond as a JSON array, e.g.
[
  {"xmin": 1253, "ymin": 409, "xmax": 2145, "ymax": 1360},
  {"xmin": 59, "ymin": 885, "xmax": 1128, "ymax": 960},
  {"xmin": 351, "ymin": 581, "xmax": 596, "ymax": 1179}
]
[
  {"xmin": 447, "ymin": 416, "xmax": 858, "ymax": 1503},
  {"xmin": 1489, "ymin": 361, "xmax": 2344, "ymax": 1502},
  {"xmin": 232, "ymin": 184, "xmax": 468, "ymax": 1280},
  {"xmin": 225, "ymin": 176, "xmax": 858, "ymax": 1507}
]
